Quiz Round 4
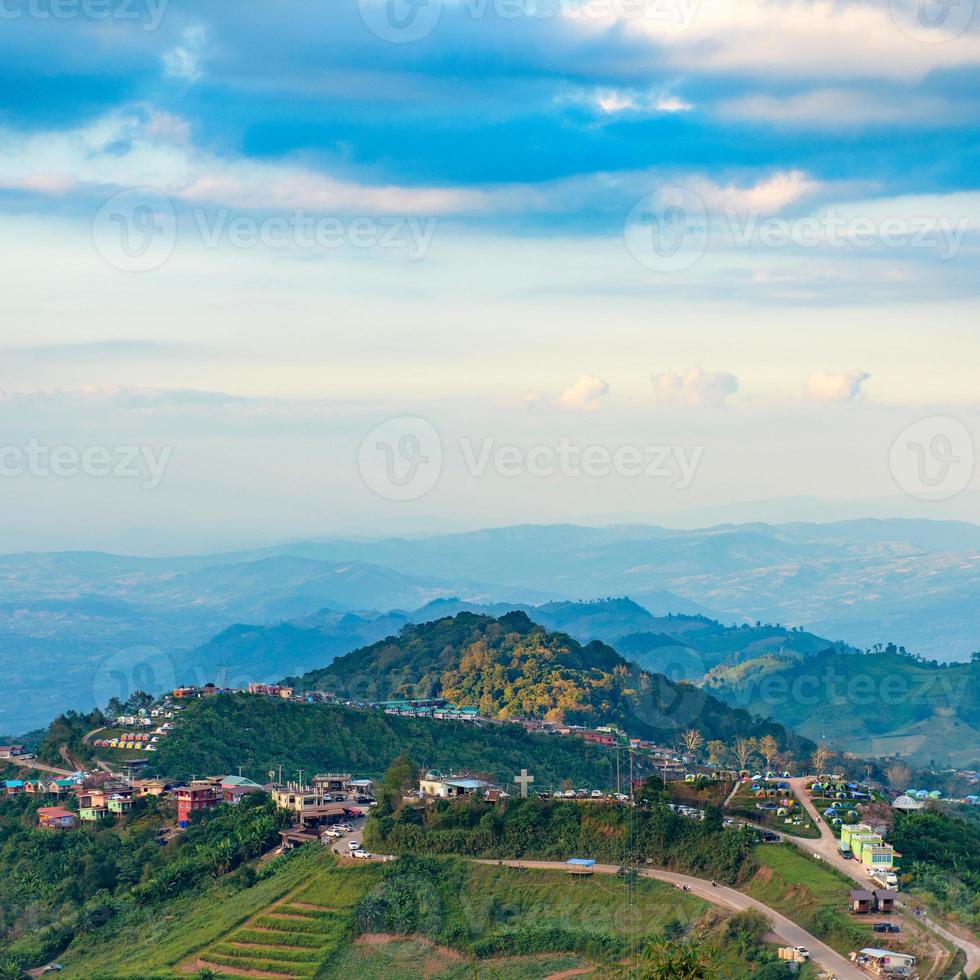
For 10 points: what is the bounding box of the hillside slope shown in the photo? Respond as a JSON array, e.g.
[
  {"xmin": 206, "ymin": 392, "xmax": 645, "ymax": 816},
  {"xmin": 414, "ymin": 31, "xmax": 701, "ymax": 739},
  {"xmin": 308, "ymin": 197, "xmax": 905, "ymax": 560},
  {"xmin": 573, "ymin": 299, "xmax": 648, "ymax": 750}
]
[
  {"xmin": 705, "ymin": 648, "xmax": 980, "ymax": 767},
  {"xmin": 287, "ymin": 611, "xmax": 805, "ymax": 751}
]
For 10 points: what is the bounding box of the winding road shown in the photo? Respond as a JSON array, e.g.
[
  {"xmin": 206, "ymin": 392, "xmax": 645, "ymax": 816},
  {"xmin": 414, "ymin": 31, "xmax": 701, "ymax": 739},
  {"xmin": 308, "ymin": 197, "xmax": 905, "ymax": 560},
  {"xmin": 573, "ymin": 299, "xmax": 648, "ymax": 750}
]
[
  {"xmin": 787, "ymin": 777, "xmax": 980, "ymax": 976},
  {"xmin": 475, "ymin": 858, "xmax": 864, "ymax": 980}
]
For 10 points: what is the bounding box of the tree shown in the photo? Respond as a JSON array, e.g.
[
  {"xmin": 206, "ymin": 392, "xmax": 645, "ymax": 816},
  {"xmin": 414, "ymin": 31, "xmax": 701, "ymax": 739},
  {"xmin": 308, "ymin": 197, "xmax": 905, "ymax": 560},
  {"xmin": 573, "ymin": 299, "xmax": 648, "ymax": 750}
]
[
  {"xmin": 810, "ymin": 746, "xmax": 832, "ymax": 775},
  {"xmin": 707, "ymin": 740, "xmax": 728, "ymax": 767},
  {"xmin": 378, "ymin": 753, "xmax": 419, "ymax": 815},
  {"xmin": 639, "ymin": 941, "xmax": 716, "ymax": 979},
  {"xmin": 732, "ymin": 737, "xmax": 758, "ymax": 771},
  {"xmin": 758, "ymin": 734, "xmax": 778, "ymax": 770},
  {"xmin": 683, "ymin": 729, "xmax": 704, "ymax": 759},
  {"xmin": 884, "ymin": 763, "xmax": 911, "ymax": 790}
]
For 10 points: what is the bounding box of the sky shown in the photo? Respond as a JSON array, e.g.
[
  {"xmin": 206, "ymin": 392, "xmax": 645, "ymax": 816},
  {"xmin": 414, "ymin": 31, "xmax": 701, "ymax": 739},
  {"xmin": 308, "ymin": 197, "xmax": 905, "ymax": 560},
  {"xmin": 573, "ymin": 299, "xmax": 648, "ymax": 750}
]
[{"xmin": 0, "ymin": 0, "xmax": 978, "ymax": 553}]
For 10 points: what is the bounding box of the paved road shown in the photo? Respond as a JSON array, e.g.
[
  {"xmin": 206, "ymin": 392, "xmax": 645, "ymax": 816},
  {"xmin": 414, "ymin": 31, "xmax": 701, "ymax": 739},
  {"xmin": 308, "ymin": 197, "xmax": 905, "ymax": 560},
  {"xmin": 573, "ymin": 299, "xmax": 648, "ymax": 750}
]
[
  {"xmin": 476, "ymin": 858, "xmax": 864, "ymax": 980},
  {"xmin": 788, "ymin": 777, "xmax": 980, "ymax": 976},
  {"xmin": 7, "ymin": 756, "xmax": 74, "ymax": 777}
]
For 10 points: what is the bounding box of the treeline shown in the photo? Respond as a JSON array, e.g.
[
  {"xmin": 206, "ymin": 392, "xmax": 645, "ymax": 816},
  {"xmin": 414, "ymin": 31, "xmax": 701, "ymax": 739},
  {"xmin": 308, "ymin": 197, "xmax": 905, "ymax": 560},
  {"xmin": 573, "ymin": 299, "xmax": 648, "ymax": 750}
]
[
  {"xmin": 152, "ymin": 695, "xmax": 616, "ymax": 786},
  {"xmin": 0, "ymin": 792, "xmax": 288, "ymax": 976},
  {"xmin": 892, "ymin": 809, "xmax": 980, "ymax": 929},
  {"xmin": 365, "ymin": 796, "xmax": 757, "ymax": 884}
]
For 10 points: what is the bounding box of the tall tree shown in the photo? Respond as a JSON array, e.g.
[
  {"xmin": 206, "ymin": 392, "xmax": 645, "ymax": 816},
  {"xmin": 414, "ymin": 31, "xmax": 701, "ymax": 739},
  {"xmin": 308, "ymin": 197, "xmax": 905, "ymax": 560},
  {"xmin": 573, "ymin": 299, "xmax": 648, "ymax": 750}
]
[
  {"xmin": 732, "ymin": 736, "xmax": 758, "ymax": 771},
  {"xmin": 682, "ymin": 729, "xmax": 704, "ymax": 759},
  {"xmin": 757, "ymin": 734, "xmax": 778, "ymax": 770},
  {"xmin": 810, "ymin": 746, "xmax": 832, "ymax": 775}
]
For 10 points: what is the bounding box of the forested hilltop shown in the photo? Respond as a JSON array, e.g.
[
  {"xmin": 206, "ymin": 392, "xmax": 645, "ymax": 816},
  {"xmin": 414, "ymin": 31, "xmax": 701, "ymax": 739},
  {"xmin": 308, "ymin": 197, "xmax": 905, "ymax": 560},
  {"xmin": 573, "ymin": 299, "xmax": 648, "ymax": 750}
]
[{"xmin": 287, "ymin": 612, "xmax": 808, "ymax": 753}]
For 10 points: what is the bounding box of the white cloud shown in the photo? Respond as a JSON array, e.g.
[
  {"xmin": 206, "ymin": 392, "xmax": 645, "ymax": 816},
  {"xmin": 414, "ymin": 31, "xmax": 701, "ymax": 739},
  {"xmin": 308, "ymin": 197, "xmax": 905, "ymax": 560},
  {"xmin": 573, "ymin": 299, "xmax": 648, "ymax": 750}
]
[
  {"xmin": 803, "ymin": 369, "xmax": 871, "ymax": 402},
  {"xmin": 717, "ymin": 90, "xmax": 963, "ymax": 130},
  {"xmin": 692, "ymin": 169, "xmax": 822, "ymax": 215},
  {"xmin": 572, "ymin": 0, "xmax": 980, "ymax": 83},
  {"xmin": 555, "ymin": 374, "xmax": 610, "ymax": 412},
  {"xmin": 163, "ymin": 25, "xmax": 209, "ymax": 82},
  {"xmin": 651, "ymin": 366, "xmax": 738, "ymax": 407},
  {"xmin": 591, "ymin": 90, "xmax": 693, "ymax": 116}
]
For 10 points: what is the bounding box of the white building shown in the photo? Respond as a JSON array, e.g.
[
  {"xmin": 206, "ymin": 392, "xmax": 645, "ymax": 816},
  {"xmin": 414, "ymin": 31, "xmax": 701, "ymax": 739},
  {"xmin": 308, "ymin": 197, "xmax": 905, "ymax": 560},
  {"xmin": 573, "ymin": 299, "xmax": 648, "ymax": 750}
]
[{"xmin": 419, "ymin": 771, "xmax": 493, "ymax": 798}]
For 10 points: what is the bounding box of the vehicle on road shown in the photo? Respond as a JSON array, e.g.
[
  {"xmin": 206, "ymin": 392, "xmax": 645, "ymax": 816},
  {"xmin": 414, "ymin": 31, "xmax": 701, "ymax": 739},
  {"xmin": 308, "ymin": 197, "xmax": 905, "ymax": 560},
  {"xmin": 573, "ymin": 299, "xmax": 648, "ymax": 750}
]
[
  {"xmin": 348, "ymin": 840, "xmax": 360, "ymax": 851},
  {"xmin": 873, "ymin": 922, "xmax": 901, "ymax": 933}
]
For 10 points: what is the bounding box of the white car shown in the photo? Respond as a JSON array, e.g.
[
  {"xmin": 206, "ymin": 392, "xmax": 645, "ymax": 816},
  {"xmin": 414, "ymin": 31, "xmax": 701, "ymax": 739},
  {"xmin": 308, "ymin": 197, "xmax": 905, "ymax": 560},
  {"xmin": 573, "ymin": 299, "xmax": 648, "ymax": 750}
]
[
  {"xmin": 348, "ymin": 840, "xmax": 360, "ymax": 851},
  {"xmin": 590, "ymin": 790, "xmax": 603, "ymax": 798},
  {"xmin": 353, "ymin": 849, "xmax": 372, "ymax": 859},
  {"xmin": 324, "ymin": 828, "xmax": 342, "ymax": 838}
]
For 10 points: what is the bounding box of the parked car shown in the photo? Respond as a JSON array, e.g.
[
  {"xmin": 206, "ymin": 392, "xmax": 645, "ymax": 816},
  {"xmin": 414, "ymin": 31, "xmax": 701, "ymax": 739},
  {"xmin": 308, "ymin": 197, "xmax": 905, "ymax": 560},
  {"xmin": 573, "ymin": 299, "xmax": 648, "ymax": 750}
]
[
  {"xmin": 590, "ymin": 790, "xmax": 603, "ymax": 798},
  {"xmin": 873, "ymin": 923, "xmax": 901, "ymax": 933},
  {"xmin": 353, "ymin": 849, "xmax": 372, "ymax": 859},
  {"xmin": 348, "ymin": 840, "xmax": 360, "ymax": 851}
]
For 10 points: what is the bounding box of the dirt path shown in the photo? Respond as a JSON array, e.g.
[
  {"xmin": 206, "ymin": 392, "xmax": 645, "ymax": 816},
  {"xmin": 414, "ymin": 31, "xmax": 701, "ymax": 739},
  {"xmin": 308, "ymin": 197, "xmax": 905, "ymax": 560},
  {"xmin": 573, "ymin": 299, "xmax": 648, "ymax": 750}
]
[{"xmin": 474, "ymin": 858, "xmax": 865, "ymax": 980}]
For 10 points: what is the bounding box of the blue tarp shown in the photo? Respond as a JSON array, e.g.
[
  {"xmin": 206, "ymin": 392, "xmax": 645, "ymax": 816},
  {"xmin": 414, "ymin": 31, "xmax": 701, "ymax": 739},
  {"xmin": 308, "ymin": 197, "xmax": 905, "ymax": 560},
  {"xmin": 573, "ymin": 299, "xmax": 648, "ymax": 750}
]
[{"xmin": 567, "ymin": 858, "xmax": 596, "ymax": 867}]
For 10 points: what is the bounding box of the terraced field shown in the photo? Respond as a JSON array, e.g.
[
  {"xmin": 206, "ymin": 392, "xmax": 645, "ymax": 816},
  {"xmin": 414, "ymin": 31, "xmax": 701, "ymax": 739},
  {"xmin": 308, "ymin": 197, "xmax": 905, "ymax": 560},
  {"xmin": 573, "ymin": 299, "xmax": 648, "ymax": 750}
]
[{"xmin": 187, "ymin": 862, "xmax": 383, "ymax": 978}]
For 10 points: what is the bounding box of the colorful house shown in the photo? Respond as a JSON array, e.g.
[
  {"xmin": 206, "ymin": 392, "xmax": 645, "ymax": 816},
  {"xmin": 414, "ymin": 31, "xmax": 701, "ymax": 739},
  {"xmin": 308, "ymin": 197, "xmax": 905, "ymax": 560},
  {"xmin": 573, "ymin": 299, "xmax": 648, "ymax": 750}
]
[
  {"xmin": 3, "ymin": 780, "xmax": 24, "ymax": 796},
  {"xmin": 107, "ymin": 794, "xmax": 134, "ymax": 814},
  {"xmin": 37, "ymin": 806, "xmax": 77, "ymax": 830},
  {"xmin": 175, "ymin": 781, "xmax": 219, "ymax": 827},
  {"xmin": 840, "ymin": 823, "xmax": 897, "ymax": 870},
  {"xmin": 79, "ymin": 805, "xmax": 109, "ymax": 822}
]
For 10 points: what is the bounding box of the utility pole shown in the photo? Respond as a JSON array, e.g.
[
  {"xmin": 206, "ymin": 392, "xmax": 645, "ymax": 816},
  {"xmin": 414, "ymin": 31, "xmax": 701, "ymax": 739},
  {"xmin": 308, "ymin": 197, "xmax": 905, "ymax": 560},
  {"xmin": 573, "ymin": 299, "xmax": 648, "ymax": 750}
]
[{"xmin": 615, "ymin": 745, "xmax": 621, "ymax": 795}]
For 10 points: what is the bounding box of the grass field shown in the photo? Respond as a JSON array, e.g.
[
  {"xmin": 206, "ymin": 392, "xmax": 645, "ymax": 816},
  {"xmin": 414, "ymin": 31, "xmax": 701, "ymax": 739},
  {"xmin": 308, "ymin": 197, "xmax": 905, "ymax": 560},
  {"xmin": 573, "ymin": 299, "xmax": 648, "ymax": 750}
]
[
  {"xmin": 56, "ymin": 848, "xmax": 332, "ymax": 979},
  {"xmin": 742, "ymin": 844, "xmax": 925, "ymax": 962},
  {"xmin": 188, "ymin": 859, "xmax": 383, "ymax": 978}
]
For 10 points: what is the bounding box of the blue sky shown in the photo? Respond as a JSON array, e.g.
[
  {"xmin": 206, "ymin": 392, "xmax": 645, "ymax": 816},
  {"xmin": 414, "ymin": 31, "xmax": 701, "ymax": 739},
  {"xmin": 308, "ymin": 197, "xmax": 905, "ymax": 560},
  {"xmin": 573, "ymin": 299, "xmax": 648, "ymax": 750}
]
[{"xmin": 0, "ymin": 0, "xmax": 978, "ymax": 551}]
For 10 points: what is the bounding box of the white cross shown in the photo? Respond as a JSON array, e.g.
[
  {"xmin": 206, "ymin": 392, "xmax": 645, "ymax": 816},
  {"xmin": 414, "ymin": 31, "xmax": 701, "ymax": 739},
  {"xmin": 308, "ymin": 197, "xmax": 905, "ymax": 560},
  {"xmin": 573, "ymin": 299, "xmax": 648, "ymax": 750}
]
[{"xmin": 514, "ymin": 769, "xmax": 534, "ymax": 798}]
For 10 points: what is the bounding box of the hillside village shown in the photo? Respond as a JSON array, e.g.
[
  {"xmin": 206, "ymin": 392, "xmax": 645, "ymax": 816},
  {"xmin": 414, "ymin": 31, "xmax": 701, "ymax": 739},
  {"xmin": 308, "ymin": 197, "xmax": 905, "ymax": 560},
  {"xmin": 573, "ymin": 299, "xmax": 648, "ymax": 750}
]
[{"xmin": 2, "ymin": 681, "xmax": 979, "ymax": 979}]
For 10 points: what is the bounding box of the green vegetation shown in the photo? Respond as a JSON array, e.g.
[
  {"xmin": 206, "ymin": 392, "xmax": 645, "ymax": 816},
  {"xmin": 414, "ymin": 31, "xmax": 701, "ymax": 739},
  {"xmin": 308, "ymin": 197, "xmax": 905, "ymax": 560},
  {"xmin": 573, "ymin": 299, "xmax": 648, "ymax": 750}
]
[
  {"xmin": 891, "ymin": 808, "xmax": 980, "ymax": 931},
  {"xmin": 191, "ymin": 858, "xmax": 382, "ymax": 979},
  {"xmin": 288, "ymin": 612, "xmax": 804, "ymax": 750},
  {"xmin": 742, "ymin": 845, "xmax": 875, "ymax": 956},
  {"xmin": 705, "ymin": 648, "xmax": 980, "ymax": 767},
  {"xmin": 0, "ymin": 791, "xmax": 289, "ymax": 977},
  {"xmin": 152, "ymin": 694, "xmax": 615, "ymax": 786},
  {"xmin": 366, "ymin": 796, "xmax": 757, "ymax": 884}
]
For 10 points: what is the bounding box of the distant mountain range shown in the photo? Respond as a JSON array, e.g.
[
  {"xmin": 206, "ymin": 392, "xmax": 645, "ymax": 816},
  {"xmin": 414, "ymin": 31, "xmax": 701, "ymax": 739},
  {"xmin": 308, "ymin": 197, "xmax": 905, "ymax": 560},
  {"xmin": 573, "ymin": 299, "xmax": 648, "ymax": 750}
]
[{"xmin": 2, "ymin": 517, "xmax": 977, "ymax": 732}]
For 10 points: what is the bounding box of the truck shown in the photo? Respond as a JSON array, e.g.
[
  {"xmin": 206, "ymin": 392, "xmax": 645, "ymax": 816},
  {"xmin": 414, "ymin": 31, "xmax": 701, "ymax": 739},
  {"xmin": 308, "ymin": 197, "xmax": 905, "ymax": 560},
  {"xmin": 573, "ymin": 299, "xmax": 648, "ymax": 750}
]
[
  {"xmin": 777, "ymin": 946, "xmax": 810, "ymax": 963},
  {"xmin": 868, "ymin": 869, "xmax": 899, "ymax": 889}
]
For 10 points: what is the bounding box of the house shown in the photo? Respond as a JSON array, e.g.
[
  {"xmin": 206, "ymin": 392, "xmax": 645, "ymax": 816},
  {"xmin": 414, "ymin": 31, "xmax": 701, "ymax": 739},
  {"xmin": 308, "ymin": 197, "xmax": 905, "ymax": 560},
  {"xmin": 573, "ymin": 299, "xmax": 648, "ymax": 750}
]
[
  {"xmin": 3, "ymin": 780, "xmax": 24, "ymax": 796},
  {"xmin": 107, "ymin": 794, "xmax": 134, "ymax": 814},
  {"xmin": 419, "ymin": 772, "xmax": 493, "ymax": 798},
  {"xmin": 856, "ymin": 948, "xmax": 916, "ymax": 977},
  {"xmin": 79, "ymin": 805, "xmax": 109, "ymax": 821},
  {"xmin": 874, "ymin": 889, "xmax": 898, "ymax": 913},
  {"xmin": 47, "ymin": 778, "xmax": 79, "ymax": 796},
  {"xmin": 347, "ymin": 778, "xmax": 374, "ymax": 796},
  {"xmin": 175, "ymin": 781, "xmax": 220, "ymax": 827},
  {"xmin": 38, "ymin": 806, "xmax": 76, "ymax": 830},
  {"xmin": 216, "ymin": 775, "xmax": 263, "ymax": 803},
  {"xmin": 312, "ymin": 773, "xmax": 353, "ymax": 794},
  {"xmin": 0, "ymin": 745, "xmax": 24, "ymax": 759},
  {"xmin": 131, "ymin": 778, "xmax": 176, "ymax": 797},
  {"xmin": 840, "ymin": 823, "xmax": 897, "ymax": 871},
  {"xmin": 849, "ymin": 890, "xmax": 875, "ymax": 914}
]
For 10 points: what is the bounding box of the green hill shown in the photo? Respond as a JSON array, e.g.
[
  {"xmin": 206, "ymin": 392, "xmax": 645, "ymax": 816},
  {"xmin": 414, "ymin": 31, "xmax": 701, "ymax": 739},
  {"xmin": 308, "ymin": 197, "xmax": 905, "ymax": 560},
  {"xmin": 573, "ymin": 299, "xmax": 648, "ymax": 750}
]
[
  {"xmin": 286, "ymin": 611, "xmax": 807, "ymax": 752},
  {"xmin": 704, "ymin": 648, "xmax": 980, "ymax": 767},
  {"xmin": 151, "ymin": 695, "xmax": 619, "ymax": 787}
]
